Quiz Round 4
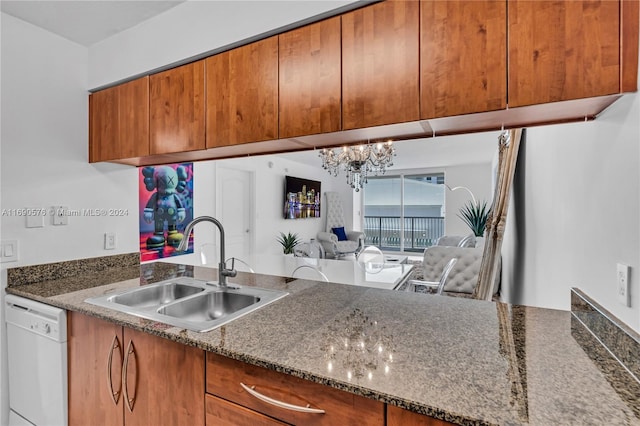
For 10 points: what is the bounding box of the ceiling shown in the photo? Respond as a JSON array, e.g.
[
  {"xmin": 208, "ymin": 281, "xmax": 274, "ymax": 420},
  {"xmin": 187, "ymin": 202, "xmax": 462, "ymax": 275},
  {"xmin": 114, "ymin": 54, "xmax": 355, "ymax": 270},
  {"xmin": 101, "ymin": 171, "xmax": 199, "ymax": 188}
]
[{"xmin": 0, "ymin": 0, "xmax": 186, "ymax": 46}]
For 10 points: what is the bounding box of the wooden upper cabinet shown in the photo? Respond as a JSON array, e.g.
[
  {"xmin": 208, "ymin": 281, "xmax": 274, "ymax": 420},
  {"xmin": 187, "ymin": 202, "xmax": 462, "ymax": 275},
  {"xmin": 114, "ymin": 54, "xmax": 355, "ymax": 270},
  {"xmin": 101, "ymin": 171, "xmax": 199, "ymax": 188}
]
[
  {"xmin": 342, "ymin": 0, "xmax": 420, "ymax": 130},
  {"xmin": 421, "ymin": 0, "xmax": 506, "ymax": 119},
  {"xmin": 279, "ymin": 17, "xmax": 342, "ymax": 139},
  {"xmin": 206, "ymin": 36, "xmax": 278, "ymax": 148},
  {"xmin": 150, "ymin": 61, "xmax": 205, "ymax": 155},
  {"xmin": 508, "ymin": 0, "xmax": 620, "ymax": 107},
  {"xmin": 89, "ymin": 76, "xmax": 149, "ymax": 162}
]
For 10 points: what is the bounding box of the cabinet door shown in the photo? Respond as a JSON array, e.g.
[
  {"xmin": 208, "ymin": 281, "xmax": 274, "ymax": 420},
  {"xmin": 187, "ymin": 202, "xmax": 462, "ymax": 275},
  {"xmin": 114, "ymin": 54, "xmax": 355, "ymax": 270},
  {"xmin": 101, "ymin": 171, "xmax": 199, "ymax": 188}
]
[
  {"xmin": 118, "ymin": 77, "xmax": 150, "ymax": 158},
  {"xmin": 89, "ymin": 85, "xmax": 118, "ymax": 163},
  {"xmin": 342, "ymin": 0, "xmax": 420, "ymax": 130},
  {"xmin": 68, "ymin": 312, "xmax": 124, "ymax": 425},
  {"xmin": 122, "ymin": 327, "xmax": 205, "ymax": 426},
  {"xmin": 90, "ymin": 77, "xmax": 150, "ymax": 162},
  {"xmin": 279, "ymin": 17, "xmax": 341, "ymax": 138},
  {"xmin": 508, "ymin": 0, "xmax": 620, "ymax": 107},
  {"xmin": 421, "ymin": 0, "xmax": 506, "ymax": 119},
  {"xmin": 387, "ymin": 405, "xmax": 454, "ymax": 425},
  {"xmin": 206, "ymin": 36, "xmax": 278, "ymax": 147},
  {"xmin": 150, "ymin": 61, "xmax": 205, "ymax": 154}
]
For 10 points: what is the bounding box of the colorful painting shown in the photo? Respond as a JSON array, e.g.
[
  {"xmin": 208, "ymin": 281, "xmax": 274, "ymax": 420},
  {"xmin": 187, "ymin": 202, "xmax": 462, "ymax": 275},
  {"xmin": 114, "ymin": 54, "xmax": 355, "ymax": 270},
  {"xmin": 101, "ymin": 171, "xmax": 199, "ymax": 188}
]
[{"xmin": 139, "ymin": 163, "xmax": 194, "ymax": 261}]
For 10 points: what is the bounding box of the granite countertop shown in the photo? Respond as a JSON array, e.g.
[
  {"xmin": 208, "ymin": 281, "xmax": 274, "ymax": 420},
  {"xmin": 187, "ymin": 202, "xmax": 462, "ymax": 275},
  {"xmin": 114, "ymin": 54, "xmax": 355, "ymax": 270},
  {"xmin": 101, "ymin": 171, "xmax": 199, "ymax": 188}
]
[{"xmin": 6, "ymin": 261, "xmax": 640, "ymax": 425}]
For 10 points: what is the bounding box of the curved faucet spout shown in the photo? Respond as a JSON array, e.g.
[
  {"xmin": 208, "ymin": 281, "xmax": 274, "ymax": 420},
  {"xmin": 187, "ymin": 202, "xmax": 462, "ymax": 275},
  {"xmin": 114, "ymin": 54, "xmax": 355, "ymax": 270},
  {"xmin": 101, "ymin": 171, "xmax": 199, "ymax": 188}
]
[{"xmin": 177, "ymin": 216, "xmax": 237, "ymax": 287}]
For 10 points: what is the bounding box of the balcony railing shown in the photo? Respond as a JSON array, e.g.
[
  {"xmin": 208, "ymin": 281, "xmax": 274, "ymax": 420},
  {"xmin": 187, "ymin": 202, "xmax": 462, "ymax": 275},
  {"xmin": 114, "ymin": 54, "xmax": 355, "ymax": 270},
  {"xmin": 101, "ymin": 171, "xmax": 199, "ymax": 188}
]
[{"xmin": 363, "ymin": 216, "xmax": 445, "ymax": 252}]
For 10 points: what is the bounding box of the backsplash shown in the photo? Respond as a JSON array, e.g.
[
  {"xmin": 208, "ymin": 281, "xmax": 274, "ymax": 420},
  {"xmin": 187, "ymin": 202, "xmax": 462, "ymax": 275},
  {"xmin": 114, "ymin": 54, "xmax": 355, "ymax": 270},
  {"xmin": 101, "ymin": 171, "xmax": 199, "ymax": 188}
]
[
  {"xmin": 571, "ymin": 288, "xmax": 640, "ymax": 383},
  {"xmin": 7, "ymin": 252, "xmax": 140, "ymax": 287}
]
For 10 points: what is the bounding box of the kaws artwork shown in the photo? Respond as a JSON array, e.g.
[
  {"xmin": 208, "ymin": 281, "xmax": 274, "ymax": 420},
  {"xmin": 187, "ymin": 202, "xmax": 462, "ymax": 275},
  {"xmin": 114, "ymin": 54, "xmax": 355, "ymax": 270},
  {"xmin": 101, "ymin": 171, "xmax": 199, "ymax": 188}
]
[{"xmin": 139, "ymin": 163, "xmax": 194, "ymax": 261}]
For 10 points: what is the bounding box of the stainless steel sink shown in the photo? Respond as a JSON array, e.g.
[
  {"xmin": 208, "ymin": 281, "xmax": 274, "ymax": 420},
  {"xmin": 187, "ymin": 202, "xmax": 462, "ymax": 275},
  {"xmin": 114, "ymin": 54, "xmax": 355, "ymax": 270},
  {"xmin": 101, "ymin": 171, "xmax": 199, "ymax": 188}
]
[
  {"xmin": 85, "ymin": 277, "xmax": 287, "ymax": 332},
  {"xmin": 109, "ymin": 282, "xmax": 204, "ymax": 308},
  {"xmin": 158, "ymin": 291, "xmax": 259, "ymax": 321}
]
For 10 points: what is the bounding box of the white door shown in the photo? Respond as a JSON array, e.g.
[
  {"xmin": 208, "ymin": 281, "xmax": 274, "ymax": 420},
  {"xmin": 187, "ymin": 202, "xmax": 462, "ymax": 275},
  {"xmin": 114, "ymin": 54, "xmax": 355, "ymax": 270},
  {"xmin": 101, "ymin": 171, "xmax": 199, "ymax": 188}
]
[{"xmin": 216, "ymin": 166, "xmax": 254, "ymax": 261}]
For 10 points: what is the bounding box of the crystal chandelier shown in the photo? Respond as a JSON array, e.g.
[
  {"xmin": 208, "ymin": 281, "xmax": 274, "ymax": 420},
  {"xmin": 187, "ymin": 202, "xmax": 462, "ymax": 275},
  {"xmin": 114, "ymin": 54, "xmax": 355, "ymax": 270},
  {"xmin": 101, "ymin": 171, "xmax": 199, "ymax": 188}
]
[{"xmin": 318, "ymin": 141, "xmax": 395, "ymax": 191}]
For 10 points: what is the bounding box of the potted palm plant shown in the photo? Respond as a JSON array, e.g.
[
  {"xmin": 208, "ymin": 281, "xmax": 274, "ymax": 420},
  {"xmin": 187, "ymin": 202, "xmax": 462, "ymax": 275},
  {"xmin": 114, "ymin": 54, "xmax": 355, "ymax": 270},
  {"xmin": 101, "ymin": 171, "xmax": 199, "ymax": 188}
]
[
  {"xmin": 458, "ymin": 200, "xmax": 491, "ymax": 238},
  {"xmin": 277, "ymin": 232, "xmax": 300, "ymax": 255}
]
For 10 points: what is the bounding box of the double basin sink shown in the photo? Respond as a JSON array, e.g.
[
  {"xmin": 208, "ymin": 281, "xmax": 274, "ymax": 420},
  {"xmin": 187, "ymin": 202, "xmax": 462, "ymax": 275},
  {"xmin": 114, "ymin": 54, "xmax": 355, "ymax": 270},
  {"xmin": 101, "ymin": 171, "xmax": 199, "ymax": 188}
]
[{"xmin": 85, "ymin": 277, "xmax": 288, "ymax": 332}]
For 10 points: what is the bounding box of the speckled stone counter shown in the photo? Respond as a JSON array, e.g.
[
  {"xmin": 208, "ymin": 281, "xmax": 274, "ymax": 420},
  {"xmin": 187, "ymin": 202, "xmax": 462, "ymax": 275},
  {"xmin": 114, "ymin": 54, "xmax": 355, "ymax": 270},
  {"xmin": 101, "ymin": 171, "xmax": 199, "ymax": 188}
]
[{"xmin": 6, "ymin": 260, "xmax": 640, "ymax": 425}]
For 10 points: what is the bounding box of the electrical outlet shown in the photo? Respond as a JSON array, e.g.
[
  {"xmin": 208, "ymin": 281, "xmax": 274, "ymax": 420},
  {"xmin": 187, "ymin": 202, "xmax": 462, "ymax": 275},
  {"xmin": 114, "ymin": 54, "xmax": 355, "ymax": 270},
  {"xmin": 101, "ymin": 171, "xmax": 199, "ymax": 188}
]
[
  {"xmin": 52, "ymin": 206, "xmax": 68, "ymax": 226},
  {"xmin": 104, "ymin": 233, "xmax": 116, "ymax": 250},
  {"xmin": 617, "ymin": 263, "xmax": 630, "ymax": 307}
]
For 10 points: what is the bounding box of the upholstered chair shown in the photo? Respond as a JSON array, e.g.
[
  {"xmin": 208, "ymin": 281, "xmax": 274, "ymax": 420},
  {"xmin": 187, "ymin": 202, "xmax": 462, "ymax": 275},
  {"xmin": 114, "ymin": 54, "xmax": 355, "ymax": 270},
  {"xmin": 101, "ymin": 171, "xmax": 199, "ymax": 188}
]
[
  {"xmin": 435, "ymin": 234, "xmax": 477, "ymax": 248},
  {"xmin": 317, "ymin": 192, "xmax": 364, "ymax": 259},
  {"xmin": 406, "ymin": 258, "xmax": 458, "ymax": 294},
  {"xmin": 420, "ymin": 245, "xmax": 500, "ymax": 296}
]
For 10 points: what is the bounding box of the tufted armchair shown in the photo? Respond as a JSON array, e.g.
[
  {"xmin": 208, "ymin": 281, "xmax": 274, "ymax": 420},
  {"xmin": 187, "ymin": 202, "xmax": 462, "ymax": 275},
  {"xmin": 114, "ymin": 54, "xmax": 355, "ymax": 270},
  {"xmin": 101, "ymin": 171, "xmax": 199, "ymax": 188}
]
[
  {"xmin": 421, "ymin": 245, "xmax": 500, "ymax": 296},
  {"xmin": 435, "ymin": 234, "xmax": 477, "ymax": 248},
  {"xmin": 317, "ymin": 192, "xmax": 364, "ymax": 259}
]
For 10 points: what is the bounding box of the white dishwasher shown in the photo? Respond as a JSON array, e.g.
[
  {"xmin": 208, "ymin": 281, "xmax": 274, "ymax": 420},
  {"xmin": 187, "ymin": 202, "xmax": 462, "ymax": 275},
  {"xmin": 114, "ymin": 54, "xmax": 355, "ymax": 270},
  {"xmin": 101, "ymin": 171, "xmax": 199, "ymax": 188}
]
[{"xmin": 6, "ymin": 295, "xmax": 67, "ymax": 426}]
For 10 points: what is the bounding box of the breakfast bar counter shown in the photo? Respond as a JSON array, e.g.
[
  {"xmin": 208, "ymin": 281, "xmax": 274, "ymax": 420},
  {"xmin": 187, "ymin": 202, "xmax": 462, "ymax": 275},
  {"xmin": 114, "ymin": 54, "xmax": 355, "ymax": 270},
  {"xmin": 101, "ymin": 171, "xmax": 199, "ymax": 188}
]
[{"xmin": 6, "ymin": 259, "xmax": 640, "ymax": 425}]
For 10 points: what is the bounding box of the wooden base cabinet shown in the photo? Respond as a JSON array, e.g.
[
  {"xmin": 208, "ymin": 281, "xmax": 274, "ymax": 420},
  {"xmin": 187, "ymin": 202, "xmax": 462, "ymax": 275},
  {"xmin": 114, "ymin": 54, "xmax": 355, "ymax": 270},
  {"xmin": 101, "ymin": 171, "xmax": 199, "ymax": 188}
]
[
  {"xmin": 68, "ymin": 311, "xmax": 124, "ymax": 425},
  {"xmin": 68, "ymin": 312, "xmax": 204, "ymax": 426},
  {"xmin": 206, "ymin": 353, "xmax": 384, "ymax": 425},
  {"xmin": 206, "ymin": 394, "xmax": 288, "ymax": 426},
  {"xmin": 387, "ymin": 405, "xmax": 455, "ymax": 426}
]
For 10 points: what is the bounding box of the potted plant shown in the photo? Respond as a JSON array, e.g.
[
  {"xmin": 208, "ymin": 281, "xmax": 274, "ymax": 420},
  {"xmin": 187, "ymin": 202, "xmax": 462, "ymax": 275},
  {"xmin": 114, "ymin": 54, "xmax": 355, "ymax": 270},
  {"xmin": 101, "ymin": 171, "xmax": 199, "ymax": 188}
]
[
  {"xmin": 458, "ymin": 200, "xmax": 490, "ymax": 237},
  {"xmin": 277, "ymin": 232, "xmax": 300, "ymax": 255}
]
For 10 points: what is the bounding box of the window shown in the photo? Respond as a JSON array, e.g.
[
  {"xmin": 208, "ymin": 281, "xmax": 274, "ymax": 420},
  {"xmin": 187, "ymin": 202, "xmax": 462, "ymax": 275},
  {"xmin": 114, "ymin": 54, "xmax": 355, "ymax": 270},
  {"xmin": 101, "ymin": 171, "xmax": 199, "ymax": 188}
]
[{"xmin": 363, "ymin": 173, "xmax": 445, "ymax": 252}]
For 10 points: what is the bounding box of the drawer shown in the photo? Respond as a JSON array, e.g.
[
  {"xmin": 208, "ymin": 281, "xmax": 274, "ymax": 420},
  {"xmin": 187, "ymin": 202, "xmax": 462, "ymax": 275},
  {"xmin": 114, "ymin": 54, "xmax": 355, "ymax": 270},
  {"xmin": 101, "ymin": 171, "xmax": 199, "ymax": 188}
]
[
  {"xmin": 206, "ymin": 394, "xmax": 287, "ymax": 426},
  {"xmin": 206, "ymin": 353, "xmax": 384, "ymax": 425}
]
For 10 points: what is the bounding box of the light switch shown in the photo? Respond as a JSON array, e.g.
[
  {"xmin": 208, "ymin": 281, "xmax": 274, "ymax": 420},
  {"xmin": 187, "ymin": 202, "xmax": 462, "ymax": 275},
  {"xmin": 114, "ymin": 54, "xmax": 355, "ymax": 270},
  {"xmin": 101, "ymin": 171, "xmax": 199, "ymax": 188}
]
[
  {"xmin": 26, "ymin": 214, "xmax": 45, "ymax": 228},
  {"xmin": 1, "ymin": 240, "xmax": 18, "ymax": 262}
]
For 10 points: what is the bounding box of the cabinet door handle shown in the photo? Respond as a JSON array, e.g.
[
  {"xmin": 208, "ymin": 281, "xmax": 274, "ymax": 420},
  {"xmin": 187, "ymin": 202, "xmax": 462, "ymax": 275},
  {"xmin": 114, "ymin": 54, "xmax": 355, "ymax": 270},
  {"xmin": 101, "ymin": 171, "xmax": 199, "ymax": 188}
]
[
  {"xmin": 122, "ymin": 340, "xmax": 137, "ymax": 412},
  {"xmin": 107, "ymin": 335, "xmax": 122, "ymax": 405},
  {"xmin": 240, "ymin": 382, "xmax": 325, "ymax": 414}
]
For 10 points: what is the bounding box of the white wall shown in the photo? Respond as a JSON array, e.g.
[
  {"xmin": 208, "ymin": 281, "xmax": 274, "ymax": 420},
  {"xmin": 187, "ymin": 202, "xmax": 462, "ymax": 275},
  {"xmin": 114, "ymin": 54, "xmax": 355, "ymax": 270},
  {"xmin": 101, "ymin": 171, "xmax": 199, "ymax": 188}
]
[
  {"xmin": 0, "ymin": 13, "xmax": 138, "ymax": 425},
  {"xmin": 502, "ymin": 91, "xmax": 640, "ymax": 331},
  {"xmin": 0, "ymin": 15, "xmax": 140, "ymax": 266},
  {"xmin": 88, "ymin": 0, "xmax": 355, "ymax": 88}
]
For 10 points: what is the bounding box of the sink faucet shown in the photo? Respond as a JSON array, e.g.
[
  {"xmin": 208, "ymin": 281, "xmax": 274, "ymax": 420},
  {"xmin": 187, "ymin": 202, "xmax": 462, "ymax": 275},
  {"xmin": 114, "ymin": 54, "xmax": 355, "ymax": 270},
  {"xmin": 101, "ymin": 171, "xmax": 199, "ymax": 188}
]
[{"xmin": 177, "ymin": 216, "xmax": 237, "ymax": 287}]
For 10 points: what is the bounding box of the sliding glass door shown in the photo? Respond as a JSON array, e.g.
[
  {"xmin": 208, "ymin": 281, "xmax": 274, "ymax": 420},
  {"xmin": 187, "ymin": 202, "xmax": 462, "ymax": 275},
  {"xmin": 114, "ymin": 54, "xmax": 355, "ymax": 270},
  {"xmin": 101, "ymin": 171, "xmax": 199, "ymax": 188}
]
[{"xmin": 363, "ymin": 173, "xmax": 445, "ymax": 253}]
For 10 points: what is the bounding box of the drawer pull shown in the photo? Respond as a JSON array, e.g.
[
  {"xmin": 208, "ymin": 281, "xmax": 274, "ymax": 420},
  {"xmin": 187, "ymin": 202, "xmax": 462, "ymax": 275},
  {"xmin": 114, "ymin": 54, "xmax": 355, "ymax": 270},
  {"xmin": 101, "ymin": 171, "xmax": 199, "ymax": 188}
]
[
  {"xmin": 122, "ymin": 340, "xmax": 137, "ymax": 412},
  {"xmin": 107, "ymin": 335, "xmax": 122, "ymax": 405},
  {"xmin": 240, "ymin": 382, "xmax": 325, "ymax": 414}
]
